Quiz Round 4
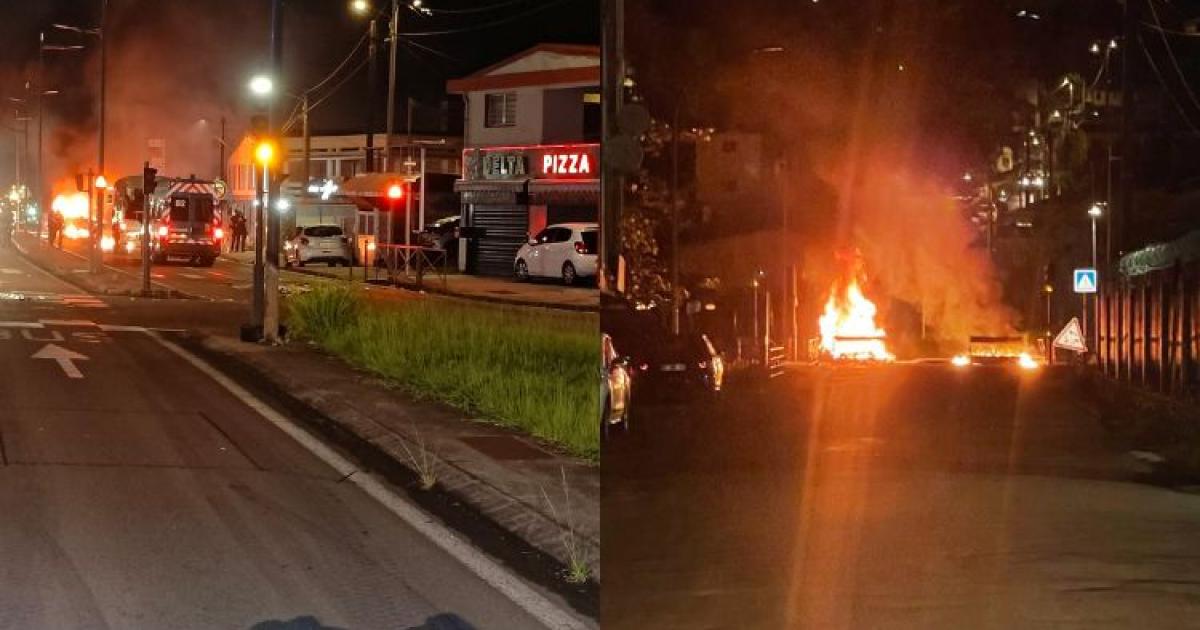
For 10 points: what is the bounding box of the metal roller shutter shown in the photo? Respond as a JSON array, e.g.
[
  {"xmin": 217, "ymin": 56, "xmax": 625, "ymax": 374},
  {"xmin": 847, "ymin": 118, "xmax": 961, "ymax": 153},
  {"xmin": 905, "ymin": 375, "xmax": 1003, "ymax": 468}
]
[{"xmin": 470, "ymin": 204, "xmax": 528, "ymax": 277}]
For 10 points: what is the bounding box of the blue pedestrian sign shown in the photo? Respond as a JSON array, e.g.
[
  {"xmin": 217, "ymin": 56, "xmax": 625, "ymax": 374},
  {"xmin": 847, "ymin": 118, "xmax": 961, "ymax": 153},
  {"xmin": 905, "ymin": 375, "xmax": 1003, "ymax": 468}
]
[{"xmin": 1074, "ymin": 268, "xmax": 1098, "ymax": 294}]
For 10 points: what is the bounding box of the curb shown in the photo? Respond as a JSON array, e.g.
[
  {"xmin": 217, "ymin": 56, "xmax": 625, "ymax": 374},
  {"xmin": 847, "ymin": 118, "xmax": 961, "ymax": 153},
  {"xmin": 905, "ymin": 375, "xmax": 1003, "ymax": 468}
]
[
  {"xmin": 176, "ymin": 332, "xmax": 599, "ymax": 616},
  {"xmin": 220, "ymin": 254, "xmax": 599, "ymax": 313},
  {"xmin": 13, "ymin": 236, "xmax": 201, "ymax": 300}
]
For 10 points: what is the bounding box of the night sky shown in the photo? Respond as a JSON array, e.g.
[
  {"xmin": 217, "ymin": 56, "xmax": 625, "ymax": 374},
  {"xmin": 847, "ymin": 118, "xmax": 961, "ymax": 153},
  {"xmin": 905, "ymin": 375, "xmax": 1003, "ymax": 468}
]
[{"xmin": 0, "ymin": 0, "xmax": 598, "ymax": 185}]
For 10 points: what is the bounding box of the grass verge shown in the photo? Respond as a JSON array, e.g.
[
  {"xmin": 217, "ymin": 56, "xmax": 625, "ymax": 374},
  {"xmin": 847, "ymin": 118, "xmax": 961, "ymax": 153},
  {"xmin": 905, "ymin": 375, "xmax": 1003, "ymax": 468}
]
[{"xmin": 287, "ymin": 284, "xmax": 599, "ymax": 459}]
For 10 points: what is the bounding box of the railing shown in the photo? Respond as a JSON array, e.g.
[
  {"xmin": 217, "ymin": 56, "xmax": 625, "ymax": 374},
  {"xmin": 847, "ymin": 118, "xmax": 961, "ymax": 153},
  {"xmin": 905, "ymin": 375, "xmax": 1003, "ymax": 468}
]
[{"xmin": 369, "ymin": 243, "xmax": 451, "ymax": 290}]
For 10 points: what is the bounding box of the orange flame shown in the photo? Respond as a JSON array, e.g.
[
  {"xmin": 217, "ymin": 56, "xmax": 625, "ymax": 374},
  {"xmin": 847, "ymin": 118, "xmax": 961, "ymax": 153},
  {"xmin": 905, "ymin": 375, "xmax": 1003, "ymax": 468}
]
[{"xmin": 818, "ymin": 255, "xmax": 894, "ymax": 361}]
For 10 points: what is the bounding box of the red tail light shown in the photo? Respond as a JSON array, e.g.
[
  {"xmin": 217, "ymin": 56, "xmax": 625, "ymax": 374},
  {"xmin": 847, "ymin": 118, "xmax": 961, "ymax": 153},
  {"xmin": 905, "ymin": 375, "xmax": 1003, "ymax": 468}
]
[
  {"xmin": 157, "ymin": 225, "xmax": 168, "ymax": 237},
  {"xmin": 574, "ymin": 241, "xmax": 586, "ymax": 254},
  {"xmin": 214, "ymin": 227, "xmax": 224, "ymax": 240}
]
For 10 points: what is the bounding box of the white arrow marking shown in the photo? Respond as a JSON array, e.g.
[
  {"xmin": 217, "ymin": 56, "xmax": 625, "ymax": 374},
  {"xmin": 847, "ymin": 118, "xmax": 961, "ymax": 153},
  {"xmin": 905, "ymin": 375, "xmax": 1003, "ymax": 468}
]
[{"xmin": 31, "ymin": 343, "xmax": 89, "ymax": 379}]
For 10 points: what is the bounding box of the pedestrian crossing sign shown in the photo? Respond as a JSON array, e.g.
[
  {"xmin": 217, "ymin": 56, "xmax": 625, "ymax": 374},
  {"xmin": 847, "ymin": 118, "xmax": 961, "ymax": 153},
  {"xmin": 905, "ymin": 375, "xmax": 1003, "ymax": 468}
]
[
  {"xmin": 1074, "ymin": 268, "xmax": 1097, "ymax": 293},
  {"xmin": 1053, "ymin": 317, "xmax": 1088, "ymax": 353}
]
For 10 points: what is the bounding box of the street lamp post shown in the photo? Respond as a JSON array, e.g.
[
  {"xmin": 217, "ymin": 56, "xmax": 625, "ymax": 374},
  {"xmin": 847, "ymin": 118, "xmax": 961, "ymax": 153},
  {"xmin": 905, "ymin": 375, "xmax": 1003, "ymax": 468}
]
[
  {"xmin": 39, "ymin": 34, "xmax": 82, "ymax": 240},
  {"xmin": 1089, "ymin": 202, "xmax": 1104, "ymax": 352}
]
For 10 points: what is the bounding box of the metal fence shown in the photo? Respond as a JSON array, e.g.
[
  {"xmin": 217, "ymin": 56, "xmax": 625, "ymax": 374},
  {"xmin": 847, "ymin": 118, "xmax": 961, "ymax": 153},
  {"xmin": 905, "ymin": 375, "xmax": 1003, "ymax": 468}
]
[
  {"xmin": 368, "ymin": 244, "xmax": 452, "ymax": 290},
  {"xmin": 1098, "ymin": 260, "xmax": 1198, "ymax": 398}
]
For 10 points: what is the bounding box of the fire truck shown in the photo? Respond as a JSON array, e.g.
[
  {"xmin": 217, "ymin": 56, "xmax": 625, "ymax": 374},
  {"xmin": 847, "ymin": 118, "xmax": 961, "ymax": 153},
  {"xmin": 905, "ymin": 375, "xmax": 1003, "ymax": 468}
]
[{"xmin": 112, "ymin": 175, "xmax": 223, "ymax": 266}]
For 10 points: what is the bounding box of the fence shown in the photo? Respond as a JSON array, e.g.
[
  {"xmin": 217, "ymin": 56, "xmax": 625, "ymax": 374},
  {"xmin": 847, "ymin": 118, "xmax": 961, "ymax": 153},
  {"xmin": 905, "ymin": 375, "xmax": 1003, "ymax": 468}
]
[
  {"xmin": 1098, "ymin": 259, "xmax": 1199, "ymax": 399},
  {"xmin": 365, "ymin": 243, "xmax": 452, "ymax": 290}
]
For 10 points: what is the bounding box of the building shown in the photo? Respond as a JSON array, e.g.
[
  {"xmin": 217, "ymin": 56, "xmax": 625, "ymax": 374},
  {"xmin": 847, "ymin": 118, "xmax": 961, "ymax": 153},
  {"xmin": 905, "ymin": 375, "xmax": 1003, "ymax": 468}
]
[
  {"xmin": 448, "ymin": 43, "xmax": 601, "ymax": 276},
  {"xmin": 226, "ymin": 132, "xmax": 461, "ymax": 246}
]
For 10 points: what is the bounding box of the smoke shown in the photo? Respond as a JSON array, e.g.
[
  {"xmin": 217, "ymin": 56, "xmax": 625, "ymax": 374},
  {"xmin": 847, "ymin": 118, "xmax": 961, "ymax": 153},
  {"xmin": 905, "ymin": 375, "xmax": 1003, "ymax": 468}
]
[
  {"xmin": 693, "ymin": 1, "xmax": 1015, "ymax": 340},
  {"xmin": 42, "ymin": 0, "xmax": 267, "ymax": 185}
]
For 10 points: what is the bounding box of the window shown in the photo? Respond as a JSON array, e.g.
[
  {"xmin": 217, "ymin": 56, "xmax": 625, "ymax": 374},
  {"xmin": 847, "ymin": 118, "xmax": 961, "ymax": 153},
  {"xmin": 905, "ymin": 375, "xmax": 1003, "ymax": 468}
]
[
  {"xmin": 485, "ymin": 92, "xmax": 517, "ymax": 127},
  {"xmin": 304, "ymin": 226, "xmax": 344, "ymax": 237},
  {"xmin": 550, "ymin": 227, "xmax": 573, "ymax": 243},
  {"xmin": 533, "ymin": 228, "xmax": 553, "ymax": 244}
]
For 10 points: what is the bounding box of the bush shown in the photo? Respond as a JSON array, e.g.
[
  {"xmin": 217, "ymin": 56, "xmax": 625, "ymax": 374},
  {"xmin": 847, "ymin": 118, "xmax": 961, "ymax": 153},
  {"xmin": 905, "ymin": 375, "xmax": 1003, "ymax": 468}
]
[{"xmin": 287, "ymin": 287, "xmax": 599, "ymax": 459}]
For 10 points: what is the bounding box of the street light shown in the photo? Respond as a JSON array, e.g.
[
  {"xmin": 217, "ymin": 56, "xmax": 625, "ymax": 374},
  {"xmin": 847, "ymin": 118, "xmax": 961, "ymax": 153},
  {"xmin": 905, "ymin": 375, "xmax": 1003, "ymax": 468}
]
[
  {"xmin": 1088, "ymin": 202, "xmax": 1103, "ymax": 269},
  {"xmin": 350, "ymin": 0, "xmax": 371, "ymax": 13},
  {"xmin": 248, "ymin": 75, "xmax": 274, "ymax": 96}
]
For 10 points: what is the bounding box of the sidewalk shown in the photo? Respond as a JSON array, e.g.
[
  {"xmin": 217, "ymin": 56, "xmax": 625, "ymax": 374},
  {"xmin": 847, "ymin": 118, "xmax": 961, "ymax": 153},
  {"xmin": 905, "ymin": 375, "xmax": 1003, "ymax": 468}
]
[
  {"xmin": 222, "ymin": 249, "xmax": 599, "ymax": 311},
  {"xmin": 15, "ymin": 235, "xmax": 601, "ymax": 586},
  {"xmin": 12, "ymin": 231, "xmax": 191, "ymax": 298}
]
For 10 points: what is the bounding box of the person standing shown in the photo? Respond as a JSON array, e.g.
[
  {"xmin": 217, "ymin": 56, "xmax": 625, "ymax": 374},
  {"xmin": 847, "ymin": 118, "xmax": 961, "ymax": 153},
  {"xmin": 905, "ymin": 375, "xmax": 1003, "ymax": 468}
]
[
  {"xmin": 231, "ymin": 210, "xmax": 247, "ymax": 252},
  {"xmin": 48, "ymin": 210, "xmax": 63, "ymax": 249}
]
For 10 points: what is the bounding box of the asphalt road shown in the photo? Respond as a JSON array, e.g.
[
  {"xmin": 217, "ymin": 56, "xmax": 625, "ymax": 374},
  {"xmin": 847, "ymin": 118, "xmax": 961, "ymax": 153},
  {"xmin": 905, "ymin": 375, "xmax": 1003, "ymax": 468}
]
[
  {"xmin": 602, "ymin": 363, "xmax": 1200, "ymax": 629},
  {"xmin": 0, "ymin": 244, "xmax": 576, "ymax": 629}
]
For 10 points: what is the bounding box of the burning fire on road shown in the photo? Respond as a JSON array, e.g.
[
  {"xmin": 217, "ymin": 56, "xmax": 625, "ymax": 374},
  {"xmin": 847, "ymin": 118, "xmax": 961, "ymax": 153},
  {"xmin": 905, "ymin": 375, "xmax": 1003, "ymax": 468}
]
[{"xmin": 818, "ymin": 251, "xmax": 894, "ymax": 362}]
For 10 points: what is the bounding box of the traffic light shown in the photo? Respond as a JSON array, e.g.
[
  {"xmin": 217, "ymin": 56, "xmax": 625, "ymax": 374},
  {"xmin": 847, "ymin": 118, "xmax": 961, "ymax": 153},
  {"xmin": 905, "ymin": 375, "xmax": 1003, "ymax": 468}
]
[
  {"xmin": 255, "ymin": 140, "xmax": 276, "ymax": 166},
  {"xmin": 143, "ymin": 163, "xmax": 158, "ymax": 195},
  {"xmin": 386, "ymin": 182, "xmax": 405, "ymax": 200}
]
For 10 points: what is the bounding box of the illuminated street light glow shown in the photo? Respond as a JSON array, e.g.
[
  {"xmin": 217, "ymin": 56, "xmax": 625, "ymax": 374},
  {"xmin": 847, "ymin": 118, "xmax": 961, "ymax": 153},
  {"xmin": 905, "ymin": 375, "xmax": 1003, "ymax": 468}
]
[
  {"xmin": 94, "ymin": 174, "xmax": 108, "ymax": 189},
  {"xmin": 350, "ymin": 0, "xmax": 370, "ymax": 13},
  {"xmin": 276, "ymin": 198, "xmax": 291, "ymax": 212},
  {"xmin": 387, "ymin": 183, "xmax": 405, "ymax": 199},
  {"xmin": 1088, "ymin": 203, "xmax": 1104, "ymax": 218},
  {"xmin": 248, "ymin": 75, "xmax": 274, "ymax": 96},
  {"xmin": 255, "ymin": 141, "xmax": 275, "ymax": 165}
]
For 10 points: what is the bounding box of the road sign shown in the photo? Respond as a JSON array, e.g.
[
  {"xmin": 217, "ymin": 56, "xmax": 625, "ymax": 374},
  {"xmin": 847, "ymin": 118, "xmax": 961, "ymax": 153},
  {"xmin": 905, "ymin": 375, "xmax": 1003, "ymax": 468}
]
[
  {"xmin": 1053, "ymin": 317, "xmax": 1087, "ymax": 353},
  {"xmin": 31, "ymin": 342, "xmax": 88, "ymax": 378},
  {"xmin": 1073, "ymin": 268, "xmax": 1097, "ymax": 293}
]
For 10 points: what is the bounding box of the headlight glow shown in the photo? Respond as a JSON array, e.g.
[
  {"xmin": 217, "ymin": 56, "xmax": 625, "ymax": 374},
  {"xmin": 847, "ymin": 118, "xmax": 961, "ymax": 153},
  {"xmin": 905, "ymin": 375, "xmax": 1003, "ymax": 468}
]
[{"xmin": 951, "ymin": 354, "xmax": 971, "ymax": 367}]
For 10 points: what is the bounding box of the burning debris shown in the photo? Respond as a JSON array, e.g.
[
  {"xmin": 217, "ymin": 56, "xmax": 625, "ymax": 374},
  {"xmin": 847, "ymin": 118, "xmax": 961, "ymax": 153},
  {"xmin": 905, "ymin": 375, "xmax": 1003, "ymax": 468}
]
[{"xmin": 818, "ymin": 250, "xmax": 894, "ymax": 362}]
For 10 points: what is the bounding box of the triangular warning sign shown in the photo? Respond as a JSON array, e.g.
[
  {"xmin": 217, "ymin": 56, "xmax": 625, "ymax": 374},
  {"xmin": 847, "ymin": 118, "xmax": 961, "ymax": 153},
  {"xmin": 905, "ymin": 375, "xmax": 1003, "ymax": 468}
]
[{"xmin": 1053, "ymin": 317, "xmax": 1087, "ymax": 353}]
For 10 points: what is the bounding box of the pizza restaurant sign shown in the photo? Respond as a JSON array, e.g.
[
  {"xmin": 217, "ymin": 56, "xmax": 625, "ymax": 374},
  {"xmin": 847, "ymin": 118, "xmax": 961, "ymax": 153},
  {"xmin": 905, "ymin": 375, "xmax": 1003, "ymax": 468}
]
[{"xmin": 469, "ymin": 144, "xmax": 599, "ymax": 181}]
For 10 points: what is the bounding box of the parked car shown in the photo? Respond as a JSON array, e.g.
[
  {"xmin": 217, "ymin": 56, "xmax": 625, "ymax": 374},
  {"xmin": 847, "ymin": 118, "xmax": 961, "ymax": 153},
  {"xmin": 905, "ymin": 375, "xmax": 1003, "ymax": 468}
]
[
  {"xmin": 605, "ymin": 303, "xmax": 725, "ymax": 397},
  {"xmin": 514, "ymin": 222, "xmax": 598, "ymax": 285},
  {"xmin": 421, "ymin": 215, "xmax": 460, "ymax": 256},
  {"xmin": 602, "ymin": 333, "xmax": 633, "ymax": 438},
  {"xmin": 285, "ymin": 225, "xmax": 354, "ymax": 267}
]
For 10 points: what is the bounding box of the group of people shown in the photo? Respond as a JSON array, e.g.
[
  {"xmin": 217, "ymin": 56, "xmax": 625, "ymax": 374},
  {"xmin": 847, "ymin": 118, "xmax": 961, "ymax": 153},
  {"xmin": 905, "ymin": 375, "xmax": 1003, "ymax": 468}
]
[
  {"xmin": 228, "ymin": 210, "xmax": 248, "ymax": 252},
  {"xmin": 37, "ymin": 209, "xmax": 249, "ymax": 252}
]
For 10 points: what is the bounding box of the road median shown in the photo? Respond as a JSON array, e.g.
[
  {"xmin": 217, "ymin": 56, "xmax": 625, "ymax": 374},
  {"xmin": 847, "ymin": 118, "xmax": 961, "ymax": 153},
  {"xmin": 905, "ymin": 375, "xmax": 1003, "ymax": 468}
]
[{"xmin": 178, "ymin": 296, "xmax": 600, "ymax": 597}]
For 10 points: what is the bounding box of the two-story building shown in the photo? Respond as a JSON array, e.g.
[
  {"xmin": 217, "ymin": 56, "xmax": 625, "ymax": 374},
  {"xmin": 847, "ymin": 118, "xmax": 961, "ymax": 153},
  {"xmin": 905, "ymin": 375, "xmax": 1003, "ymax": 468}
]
[
  {"xmin": 448, "ymin": 44, "xmax": 600, "ymax": 276},
  {"xmin": 226, "ymin": 132, "xmax": 461, "ymax": 246}
]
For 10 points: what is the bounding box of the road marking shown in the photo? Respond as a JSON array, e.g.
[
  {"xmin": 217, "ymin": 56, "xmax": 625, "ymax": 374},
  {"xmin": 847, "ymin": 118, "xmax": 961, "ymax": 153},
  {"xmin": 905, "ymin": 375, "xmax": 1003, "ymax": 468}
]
[
  {"xmin": 180, "ymin": 273, "xmax": 206, "ymax": 279},
  {"xmin": 31, "ymin": 343, "xmax": 88, "ymax": 378},
  {"xmin": 0, "ymin": 268, "xmax": 24, "ymax": 275},
  {"xmin": 0, "ymin": 321, "xmax": 43, "ymax": 328},
  {"xmin": 39, "ymin": 319, "xmax": 97, "ymax": 327},
  {"xmin": 148, "ymin": 332, "xmax": 589, "ymax": 630}
]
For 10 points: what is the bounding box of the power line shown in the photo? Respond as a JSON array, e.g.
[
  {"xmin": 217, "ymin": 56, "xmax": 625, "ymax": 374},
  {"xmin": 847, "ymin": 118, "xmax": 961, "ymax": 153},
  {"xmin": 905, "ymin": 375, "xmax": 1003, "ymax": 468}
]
[
  {"xmin": 401, "ymin": 37, "xmax": 463, "ymax": 65},
  {"xmin": 402, "ymin": 0, "xmax": 579, "ymax": 36},
  {"xmin": 1137, "ymin": 31, "xmax": 1200, "ymax": 135},
  {"xmin": 424, "ymin": 0, "xmax": 541, "ymax": 14},
  {"xmin": 1145, "ymin": 0, "xmax": 1200, "ymax": 112}
]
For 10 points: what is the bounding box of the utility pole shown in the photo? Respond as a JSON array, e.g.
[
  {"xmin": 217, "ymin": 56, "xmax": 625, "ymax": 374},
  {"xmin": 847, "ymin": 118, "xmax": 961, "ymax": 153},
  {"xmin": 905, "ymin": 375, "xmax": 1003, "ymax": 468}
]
[
  {"xmin": 93, "ymin": 0, "xmax": 107, "ymax": 275},
  {"xmin": 365, "ymin": 17, "xmax": 378, "ymax": 172},
  {"xmin": 263, "ymin": 0, "xmax": 283, "ymax": 343},
  {"xmin": 218, "ymin": 115, "xmax": 226, "ymax": 180},
  {"xmin": 37, "ymin": 32, "xmax": 44, "ymax": 237},
  {"xmin": 600, "ymin": 0, "xmax": 624, "ymax": 291},
  {"xmin": 383, "ymin": 0, "xmax": 399, "ymax": 173},
  {"xmin": 1116, "ymin": 0, "xmax": 1137, "ymax": 258},
  {"xmin": 670, "ymin": 101, "xmax": 680, "ymax": 336},
  {"xmin": 301, "ymin": 91, "xmax": 311, "ymax": 193}
]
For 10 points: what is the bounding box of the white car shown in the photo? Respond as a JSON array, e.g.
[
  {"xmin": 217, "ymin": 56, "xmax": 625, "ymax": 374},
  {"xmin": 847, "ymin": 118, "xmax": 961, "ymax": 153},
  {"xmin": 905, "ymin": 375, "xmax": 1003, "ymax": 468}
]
[
  {"xmin": 285, "ymin": 225, "xmax": 354, "ymax": 267},
  {"xmin": 514, "ymin": 222, "xmax": 598, "ymax": 285}
]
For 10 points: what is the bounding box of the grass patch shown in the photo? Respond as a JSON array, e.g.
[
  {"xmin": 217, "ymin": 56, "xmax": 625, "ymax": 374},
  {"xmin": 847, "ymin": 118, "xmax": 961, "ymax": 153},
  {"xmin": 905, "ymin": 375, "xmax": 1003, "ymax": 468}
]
[{"xmin": 287, "ymin": 284, "xmax": 599, "ymax": 459}]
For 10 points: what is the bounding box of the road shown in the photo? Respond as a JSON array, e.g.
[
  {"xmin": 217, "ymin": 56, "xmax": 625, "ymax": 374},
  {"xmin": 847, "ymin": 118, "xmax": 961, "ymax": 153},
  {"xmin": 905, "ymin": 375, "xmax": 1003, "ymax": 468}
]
[
  {"xmin": 0, "ymin": 244, "xmax": 580, "ymax": 629},
  {"xmin": 602, "ymin": 363, "xmax": 1200, "ymax": 629}
]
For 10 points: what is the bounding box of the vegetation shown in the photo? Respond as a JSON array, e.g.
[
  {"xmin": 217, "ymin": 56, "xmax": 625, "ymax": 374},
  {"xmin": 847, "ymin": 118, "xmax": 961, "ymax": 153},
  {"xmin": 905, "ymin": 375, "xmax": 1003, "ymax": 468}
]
[{"xmin": 288, "ymin": 285, "xmax": 599, "ymax": 459}]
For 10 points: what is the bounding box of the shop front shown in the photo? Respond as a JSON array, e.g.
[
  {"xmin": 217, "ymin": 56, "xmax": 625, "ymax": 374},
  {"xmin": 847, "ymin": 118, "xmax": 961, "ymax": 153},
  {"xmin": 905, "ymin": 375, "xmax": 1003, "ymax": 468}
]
[{"xmin": 455, "ymin": 143, "xmax": 598, "ymax": 277}]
